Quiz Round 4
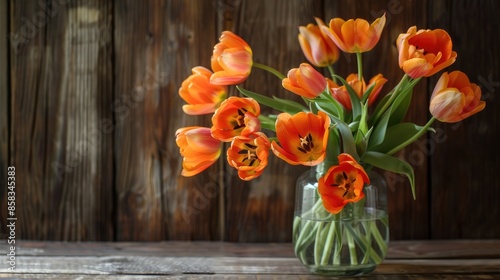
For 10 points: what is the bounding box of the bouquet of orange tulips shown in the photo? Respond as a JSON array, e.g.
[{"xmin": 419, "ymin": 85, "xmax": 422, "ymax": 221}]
[{"xmin": 176, "ymin": 13, "xmax": 485, "ymax": 271}]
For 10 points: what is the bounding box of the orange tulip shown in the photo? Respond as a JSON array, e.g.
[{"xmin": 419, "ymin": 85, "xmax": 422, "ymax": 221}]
[
  {"xmin": 321, "ymin": 14, "xmax": 386, "ymax": 53},
  {"xmin": 175, "ymin": 126, "xmax": 222, "ymax": 177},
  {"xmin": 179, "ymin": 66, "xmax": 227, "ymax": 115},
  {"xmin": 365, "ymin": 74, "xmax": 388, "ymax": 105},
  {"xmin": 271, "ymin": 111, "xmax": 330, "ymax": 166},
  {"xmin": 282, "ymin": 63, "xmax": 327, "ymax": 99},
  {"xmin": 397, "ymin": 26, "xmax": 457, "ymax": 78},
  {"xmin": 227, "ymin": 132, "xmax": 271, "ymax": 181},
  {"xmin": 211, "ymin": 97, "xmax": 261, "ymax": 142},
  {"xmin": 430, "ymin": 71, "xmax": 486, "ymax": 123},
  {"xmin": 318, "ymin": 153, "xmax": 370, "ymax": 214},
  {"xmin": 330, "ymin": 73, "xmax": 387, "ymax": 110},
  {"xmin": 210, "ymin": 31, "xmax": 253, "ymax": 85},
  {"xmin": 298, "ymin": 18, "xmax": 339, "ymax": 67}
]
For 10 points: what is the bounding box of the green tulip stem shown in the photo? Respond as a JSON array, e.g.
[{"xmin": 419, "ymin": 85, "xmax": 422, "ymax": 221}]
[
  {"xmin": 356, "ymin": 52, "xmax": 363, "ymax": 82},
  {"xmin": 346, "ymin": 225, "xmax": 358, "ymax": 264},
  {"xmin": 253, "ymin": 62, "xmax": 286, "ymax": 80},
  {"xmin": 371, "ymin": 74, "xmax": 409, "ymax": 124},
  {"xmin": 327, "ymin": 65, "xmax": 337, "ymax": 84},
  {"xmin": 320, "ymin": 221, "xmax": 336, "ymax": 265},
  {"xmin": 387, "ymin": 116, "xmax": 437, "ymax": 155},
  {"xmin": 320, "ymin": 90, "xmax": 345, "ymax": 121}
]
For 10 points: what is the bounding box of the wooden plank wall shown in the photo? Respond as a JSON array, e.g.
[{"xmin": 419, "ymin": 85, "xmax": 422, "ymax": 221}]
[{"xmin": 1, "ymin": 0, "xmax": 499, "ymax": 241}]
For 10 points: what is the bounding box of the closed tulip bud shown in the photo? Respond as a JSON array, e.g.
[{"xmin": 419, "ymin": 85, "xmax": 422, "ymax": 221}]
[
  {"xmin": 175, "ymin": 127, "xmax": 222, "ymax": 177},
  {"xmin": 211, "ymin": 31, "xmax": 253, "ymax": 85},
  {"xmin": 282, "ymin": 63, "xmax": 327, "ymax": 99},
  {"xmin": 178, "ymin": 67, "xmax": 227, "ymax": 115},
  {"xmin": 298, "ymin": 18, "xmax": 339, "ymax": 67}
]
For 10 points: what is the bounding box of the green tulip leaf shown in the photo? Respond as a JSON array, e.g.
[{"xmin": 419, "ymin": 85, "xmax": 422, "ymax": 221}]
[
  {"xmin": 371, "ymin": 123, "xmax": 436, "ymax": 154},
  {"xmin": 371, "ymin": 90, "xmax": 393, "ymax": 120},
  {"xmin": 315, "ymin": 101, "xmax": 341, "ymax": 119},
  {"xmin": 361, "ymin": 83, "xmax": 376, "ymax": 104},
  {"xmin": 330, "ymin": 116, "xmax": 359, "ymax": 161},
  {"xmin": 368, "ymin": 109, "xmax": 392, "ymax": 149},
  {"xmin": 258, "ymin": 115, "xmax": 277, "ymax": 132},
  {"xmin": 362, "ymin": 151, "xmax": 416, "ymax": 199},
  {"xmin": 237, "ymin": 86, "xmax": 307, "ymax": 114},
  {"xmin": 332, "ymin": 74, "xmax": 361, "ymax": 120},
  {"xmin": 388, "ymin": 88, "xmax": 413, "ymax": 126}
]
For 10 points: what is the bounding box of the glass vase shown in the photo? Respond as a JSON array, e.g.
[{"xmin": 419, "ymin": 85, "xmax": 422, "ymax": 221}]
[{"xmin": 292, "ymin": 167, "xmax": 389, "ymax": 276}]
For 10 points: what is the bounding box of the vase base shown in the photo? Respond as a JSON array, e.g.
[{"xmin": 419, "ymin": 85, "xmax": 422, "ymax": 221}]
[{"xmin": 306, "ymin": 264, "xmax": 377, "ymax": 277}]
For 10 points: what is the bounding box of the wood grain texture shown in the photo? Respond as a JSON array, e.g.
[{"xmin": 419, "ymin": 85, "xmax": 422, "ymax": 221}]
[
  {"xmin": 8, "ymin": 0, "xmax": 114, "ymax": 240},
  {"xmin": 1, "ymin": 241, "xmax": 500, "ymax": 278},
  {"xmin": 5, "ymin": 240, "xmax": 500, "ymax": 258},
  {"xmin": 428, "ymin": 0, "xmax": 500, "ymax": 239},
  {"xmin": 2, "ymin": 255, "xmax": 500, "ymax": 275},
  {"xmin": 1, "ymin": 275, "xmax": 498, "ymax": 280},
  {"xmin": 0, "ymin": 0, "xmax": 9, "ymax": 238},
  {"xmin": 113, "ymin": 0, "xmax": 221, "ymax": 241}
]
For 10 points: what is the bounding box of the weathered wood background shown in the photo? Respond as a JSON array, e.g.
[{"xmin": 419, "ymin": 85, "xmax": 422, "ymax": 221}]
[{"xmin": 1, "ymin": 0, "xmax": 499, "ymax": 241}]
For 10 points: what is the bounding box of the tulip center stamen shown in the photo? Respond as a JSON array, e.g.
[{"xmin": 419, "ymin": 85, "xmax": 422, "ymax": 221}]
[
  {"xmin": 331, "ymin": 171, "xmax": 357, "ymax": 199},
  {"xmin": 297, "ymin": 133, "xmax": 314, "ymax": 153},
  {"xmin": 233, "ymin": 108, "xmax": 248, "ymax": 130},
  {"xmin": 239, "ymin": 143, "xmax": 259, "ymax": 166}
]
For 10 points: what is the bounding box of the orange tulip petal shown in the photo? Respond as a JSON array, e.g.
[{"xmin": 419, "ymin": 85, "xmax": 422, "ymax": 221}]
[
  {"xmin": 326, "ymin": 18, "xmax": 349, "ymax": 52},
  {"xmin": 175, "ymin": 126, "xmax": 222, "ymax": 177},
  {"xmin": 282, "ymin": 78, "xmax": 316, "ymax": 99},
  {"xmin": 430, "ymin": 71, "xmax": 486, "ymax": 123},
  {"xmin": 340, "ymin": 19, "xmax": 357, "ymax": 51},
  {"xmin": 211, "ymin": 97, "xmax": 261, "ymax": 141},
  {"xmin": 178, "ymin": 67, "xmax": 227, "ymax": 115},
  {"xmin": 283, "ymin": 63, "xmax": 326, "ymax": 98},
  {"xmin": 402, "ymin": 58, "xmax": 433, "ymax": 78},
  {"xmin": 211, "ymin": 31, "xmax": 253, "ymax": 85},
  {"xmin": 217, "ymin": 48, "xmax": 252, "ymax": 74},
  {"xmin": 272, "ymin": 112, "xmax": 329, "ymax": 166},
  {"xmin": 318, "ymin": 153, "xmax": 369, "ymax": 214},
  {"xmin": 182, "ymin": 104, "xmax": 218, "ymax": 115},
  {"xmin": 457, "ymin": 101, "xmax": 485, "ymax": 122},
  {"xmin": 210, "ymin": 70, "xmax": 249, "ymax": 86},
  {"xmin": 227, "ymin": 133, "xmax": 270, "ymax": 180},
  {"xmin": 324, "ymin": 14, "xmax": 385, "ymax": 53},
  {"xmin": 447, "ymin": 70, "xmax": 471, "ymax": 90},
  {"xmin": 398, "ymin": 27, "xmax": 456, "ymax": 78},
  {"xmin": 430, "ymin": 89, "xmax": 465, "ymax": 122},
  {"xmin": 298, "ymin": 19, "xmax": 340, "ymax": 67}
]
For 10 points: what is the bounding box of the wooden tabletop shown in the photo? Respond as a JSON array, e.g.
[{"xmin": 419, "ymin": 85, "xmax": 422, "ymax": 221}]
[{"xmin": 1, "ymin": 240, "xmax": 500, "ymax": 279}]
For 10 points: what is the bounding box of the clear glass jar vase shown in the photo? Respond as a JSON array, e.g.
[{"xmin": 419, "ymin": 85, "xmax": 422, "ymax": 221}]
[{"xmin": 292, "ymin": 167, "xmax": 389, "ymax": 276}]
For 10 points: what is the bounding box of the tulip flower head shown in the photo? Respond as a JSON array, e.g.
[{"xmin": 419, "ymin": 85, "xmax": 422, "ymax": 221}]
[
  {"xmin": 179, "ymin": 66, "xmax": 227, "ymax": 115},
  {"xmin": 282, "ymin": 63, "xmax": 328, "ymax": 99},
  {"xmin": 271, "ymin": 111, "xmax": 330, "ymax": 166},
  {"xmin": 321, "ymin": 14, "xmax": 386, "ymax": 53},
  {"xmin": 330, "ymin": 73, "xmax": 387, "ymax": 110},
  {"xmin": 430, "ymin": 71, "xmax": 486, "ymax": 123},
  {"xmin": 211, "ymin": 97, "xmax": 261, "ymax": 142},
  {"xmin": 298, "ymin": 18, "xmax": 340, "ymax": 67},
  {"xmin": 175, "ymin": 126, "xmax": 222, "ymax": 177},
  {"xmin": 227, "ymin": 132, "xmax": 271, "ymax": 181},
  {"xmin": 211, "ymin": 31, "xmax": 253, "ymax": 85},
  {"xmin": 397, "ymin": 26, "xmax": 457, "ymax": 78},
  {"xmin": 318, "ymin": 153, "xmax": 370, "ymax": 214}
]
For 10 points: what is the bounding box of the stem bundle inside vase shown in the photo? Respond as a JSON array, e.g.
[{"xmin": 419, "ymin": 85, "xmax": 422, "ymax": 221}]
[{"xmin": 293, "ymin": 169, "xmax": 389, "ymax": 276}]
